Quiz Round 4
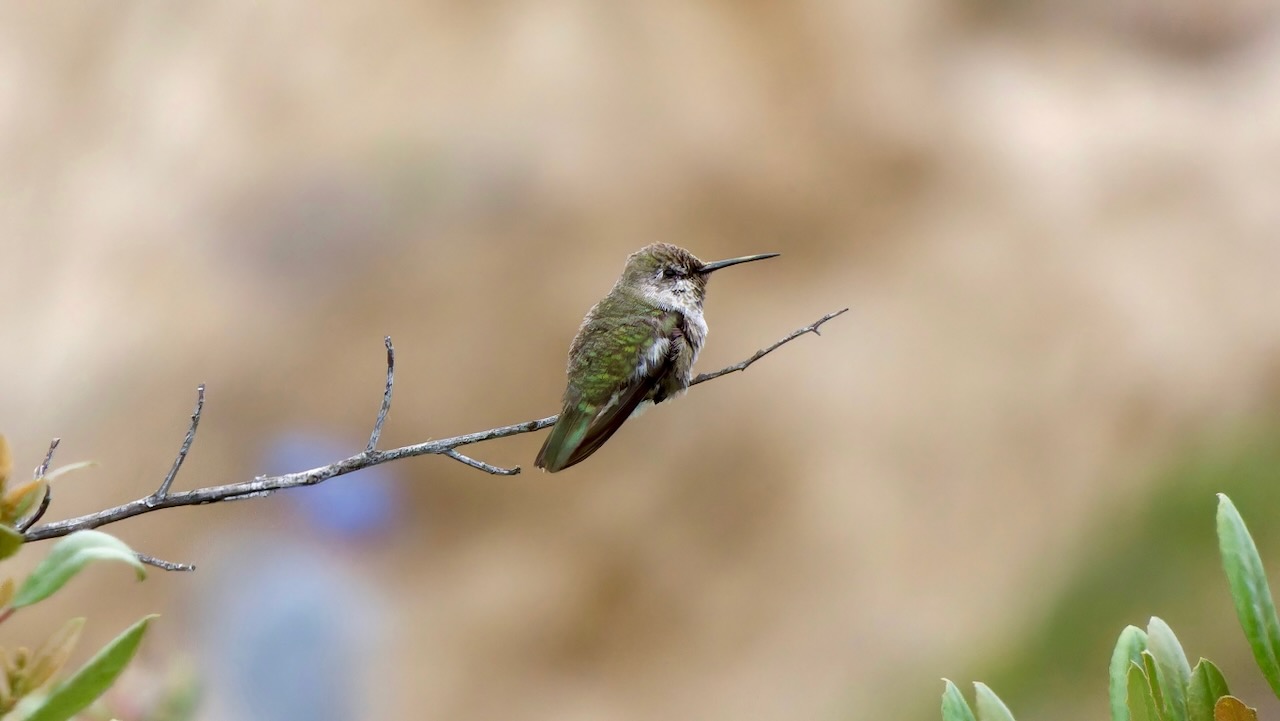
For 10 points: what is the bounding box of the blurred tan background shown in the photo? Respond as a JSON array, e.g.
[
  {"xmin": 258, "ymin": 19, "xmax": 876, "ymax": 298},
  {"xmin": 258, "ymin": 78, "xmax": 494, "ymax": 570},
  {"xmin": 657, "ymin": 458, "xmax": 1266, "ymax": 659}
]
[{"xmin": 4, "ymin": 1, "xmax": 1280, "ymax": 719}]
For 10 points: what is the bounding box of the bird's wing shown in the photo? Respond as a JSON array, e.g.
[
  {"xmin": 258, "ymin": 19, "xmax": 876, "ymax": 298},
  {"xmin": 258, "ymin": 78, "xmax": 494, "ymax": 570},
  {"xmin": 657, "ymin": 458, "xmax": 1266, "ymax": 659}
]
[{"xmin": 535, "ymin": 309, "xmax": 683, "ymax": 472}]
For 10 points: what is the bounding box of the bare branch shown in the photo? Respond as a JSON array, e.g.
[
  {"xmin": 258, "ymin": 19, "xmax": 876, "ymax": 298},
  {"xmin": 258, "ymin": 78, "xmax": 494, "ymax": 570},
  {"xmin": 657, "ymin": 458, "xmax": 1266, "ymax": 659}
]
[
  {"xmin": 21, "ymin": 308, "xmax": 846, "ymax": 547},
  {"xmin": 445, "ymin": 449, "xmax": 520, "ymax": 476},
  {"xmin": 691, "ymin": 308, "xmax": 848, "ymax": 386},
  {"xmin": 136, "ymin": 552, "xmax": 195, "ymax": 572},
  {"xmin": 367, "ymin": 336, "xmax": 395, "ymax": 452},
  {"xmin": 150, "ymin": 384, "xmax": 205, "ymax": 503}
]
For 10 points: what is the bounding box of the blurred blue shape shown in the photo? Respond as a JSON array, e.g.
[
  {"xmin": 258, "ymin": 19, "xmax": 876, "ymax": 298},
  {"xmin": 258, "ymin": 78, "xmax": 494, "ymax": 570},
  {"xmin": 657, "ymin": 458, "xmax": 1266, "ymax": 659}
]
[
  {"xmin": 197, "ymin": 536, "xmax": 388, "ymax": 721},
  {"xmin": 262, "ymin": 431, "xmax": 402, "ymax": 540},
  {"xmin": 190, "ymin": 431, "xmax": 402, "ymax": 720}
]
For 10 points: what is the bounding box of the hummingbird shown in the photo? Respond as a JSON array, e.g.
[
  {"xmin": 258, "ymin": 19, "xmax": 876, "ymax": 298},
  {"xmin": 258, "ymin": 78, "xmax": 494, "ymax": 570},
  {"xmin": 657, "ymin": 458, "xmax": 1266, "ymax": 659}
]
[{"xmin": 535, "ymin": 243, "xmax": 779, "ymax": 472}]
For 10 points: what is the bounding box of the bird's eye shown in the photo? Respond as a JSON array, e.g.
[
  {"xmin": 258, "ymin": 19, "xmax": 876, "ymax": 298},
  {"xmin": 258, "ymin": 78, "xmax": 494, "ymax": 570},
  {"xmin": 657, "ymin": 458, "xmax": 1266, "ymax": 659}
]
[{"xmin": 662, "ymin": 266, "xmax": 684, "ymax": 279}]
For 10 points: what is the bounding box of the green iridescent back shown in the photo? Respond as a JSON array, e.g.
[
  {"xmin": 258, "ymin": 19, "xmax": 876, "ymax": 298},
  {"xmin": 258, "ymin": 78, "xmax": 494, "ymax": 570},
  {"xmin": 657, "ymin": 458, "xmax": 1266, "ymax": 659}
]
[{"xmin": 565, "ymin": 291, "xmax": 676, "ymax": 407}]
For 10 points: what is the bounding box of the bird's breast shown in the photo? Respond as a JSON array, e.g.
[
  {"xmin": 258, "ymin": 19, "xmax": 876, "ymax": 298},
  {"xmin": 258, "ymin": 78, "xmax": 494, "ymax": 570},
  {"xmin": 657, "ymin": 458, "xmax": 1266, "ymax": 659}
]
[{"xmin": 684, "ymin": 308, "xmax": 708, "ymax": 356}]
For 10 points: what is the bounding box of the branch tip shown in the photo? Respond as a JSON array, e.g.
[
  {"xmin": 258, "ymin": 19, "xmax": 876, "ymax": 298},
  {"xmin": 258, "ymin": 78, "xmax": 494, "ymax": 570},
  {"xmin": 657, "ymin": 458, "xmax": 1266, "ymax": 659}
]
[
  {"xmin": 154, "ymin": 385, "xmax": 205, "ymax": 500},
  {"xmin": 34, "ymin": 438, "xmax": 61, "ymax": 479},
  {"xmin": 367, "ymin": 336, "xmax": 396, "ymax": 452},
  {"xmin": 691, "ymin": 307, "xmax": 848, "ymax": 386},
  {"xmin": 137, "ymin": 552, "xmax": 195, "ymax": 572},
  {"xmin": 445, "ymin": 449, "xmax": 521, "ymax": 475}
]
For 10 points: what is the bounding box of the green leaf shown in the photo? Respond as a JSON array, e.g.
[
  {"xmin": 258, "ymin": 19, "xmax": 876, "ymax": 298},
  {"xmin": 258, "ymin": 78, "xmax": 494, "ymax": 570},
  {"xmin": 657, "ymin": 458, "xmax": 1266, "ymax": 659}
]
[
  {"xmin": 0, "ymin": 523, "xmax": 23, "ymax": 561},
  {"xmin": 38, "ymin": 461, "xmax": 96, "ymax": 483},
  {"xmin": 1216, "ymin": 493, "xmax": 1280, "ymax": 698},
  {"xmin": 1112, "ymin": 625, "xmax": 1149, "ymax": 721},
  {"xmin": 1128, "ymin": 662, "xmax": 1160, "ymax": 721},
  {"xmin": 1146, "ymin": 616, "xmax": 1192, "ymax": 721},
  {"xmin": 941, "ymin": 679, "xmax": 977, "ymax": 721},
  {"xmin": 1188, "ymin": 659, "xmax": 1230, "ymax": 721},
  {"xmin": 973, "ymin": 682, "xmax": 1016, "ymax": 721},
  {"xmin": 21, "ymin": 615, "xmax": 156, "ymax": 721},
  {"xmin": 1142, "ymin": 652, "xmax": 1166, "ymax": 718},
  {"xmin": 11, "ymin": 531, "xmax": 145, "ymax": 609},
  {"xmin": 9, "ymin": 693, "xmax": 49, "ymax": 721},
  {"xmin": 1213, "ymin": 696, "xmax": 1257, "ymax": 721}
]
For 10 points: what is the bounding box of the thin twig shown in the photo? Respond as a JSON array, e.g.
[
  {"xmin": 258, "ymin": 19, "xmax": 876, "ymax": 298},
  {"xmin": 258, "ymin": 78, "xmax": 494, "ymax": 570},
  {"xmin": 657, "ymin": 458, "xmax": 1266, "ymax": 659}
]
[
  {"xmin": 34, "ymin": 438, "xmax": 60, "ymax": 479},
  {"xmin": 21, "ymin": 308, "xmax": 846, "ymax": 546},
  {"xmin": 16, "ymin": 439, "xmax": 61, "ymax": 532},
  {"xmin": 445, "ymin": 449, "xmax": 520, "ymax": 475},
  {"xmin": 367, "ymin": 336, "xmax": 395, "ymax": 452},
  {"xmin": 691, "ymin": 307, "xmax": 848, "ymax": 386},
  {"xmin": 15, "ymin": 487, "xmax": 51, "ymax": 534},
  {"xmin": 136, "ymin": 552, "xmax": 195, "ymax": 572},
  {"xmin": 150, "ymin": 384, "xmax": 205, "ymax": 503}
]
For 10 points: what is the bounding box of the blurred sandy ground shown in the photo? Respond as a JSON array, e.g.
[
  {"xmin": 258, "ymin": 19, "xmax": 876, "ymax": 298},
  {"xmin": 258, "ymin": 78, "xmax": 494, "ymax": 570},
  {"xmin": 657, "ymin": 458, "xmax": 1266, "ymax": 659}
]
[{"xmin": 3, "ymin": 0, "xmax": 1280, "ymax": 719}]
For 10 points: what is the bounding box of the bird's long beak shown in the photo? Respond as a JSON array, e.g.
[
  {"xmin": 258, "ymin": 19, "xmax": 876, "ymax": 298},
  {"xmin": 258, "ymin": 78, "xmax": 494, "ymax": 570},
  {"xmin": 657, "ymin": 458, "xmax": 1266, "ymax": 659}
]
[{"xmin": 698, "ymin": 253, "xmax": 780, "ymax": 274}]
